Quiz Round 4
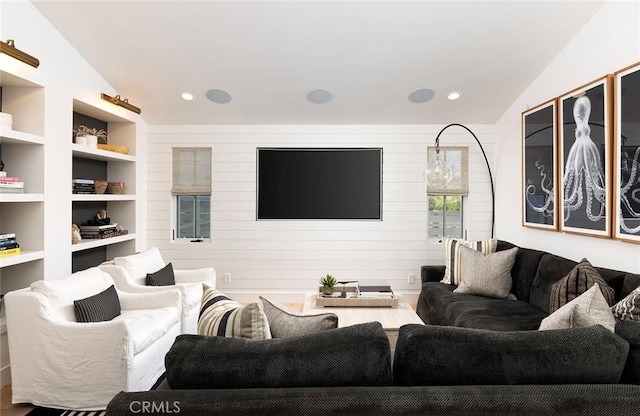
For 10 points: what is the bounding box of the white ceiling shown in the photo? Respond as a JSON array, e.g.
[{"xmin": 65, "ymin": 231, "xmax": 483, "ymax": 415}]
[{"xmin": 32, "ymin": 0, "xmax": 605, "ymax": 125}]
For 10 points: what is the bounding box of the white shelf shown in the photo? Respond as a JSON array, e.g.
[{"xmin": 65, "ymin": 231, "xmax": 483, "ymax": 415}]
[
  {"xmin": 71, "ymin": 233, "xmax": 136, "ymax": 252},
  {"xmin": 0, "ymin": 128, "xmax": 45, "ymax": 145},
  {"xmin": 0, "ymin": 250, "xmax": 44, "ymax": 268},
  {"xmin": 0, "ymin": 193, "xmax": 44, "ymax": 202},
  {"xmin": 72, "ymin": 144, "xmax": 135, "ymax": 162},
  {"xmin": 71, "ymin": 194, "xmax": 135, "ymax": 202}
]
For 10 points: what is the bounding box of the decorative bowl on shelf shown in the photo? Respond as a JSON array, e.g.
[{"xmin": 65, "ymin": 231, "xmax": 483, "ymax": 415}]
[
  {"xmin": 94, "ymin": 180, "xmax": 108, "ymax": 194},
  {"xmin": 106, "ymin": 182, "xmax": 124, "ymax": 194}
]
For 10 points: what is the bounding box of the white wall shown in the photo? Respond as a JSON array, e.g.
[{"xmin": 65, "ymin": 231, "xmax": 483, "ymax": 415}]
[
  {"xmin": 148, "ymin": 124, "xmax": 495, "ymax": 302},
  {"xmin": 494, "ymin": 0, "xmax": 640, "ymax": 273}
]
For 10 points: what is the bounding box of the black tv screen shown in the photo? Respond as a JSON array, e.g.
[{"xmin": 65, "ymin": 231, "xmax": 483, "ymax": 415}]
[{"xmin": 257, "ymin": 148, "xmax": 382, "ymax": 220}]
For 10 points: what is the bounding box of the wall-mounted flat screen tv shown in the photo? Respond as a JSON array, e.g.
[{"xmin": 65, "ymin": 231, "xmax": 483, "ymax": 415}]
[{"xmin": 257, "ymin": 148, "xmax": 382, "ymax": 220}]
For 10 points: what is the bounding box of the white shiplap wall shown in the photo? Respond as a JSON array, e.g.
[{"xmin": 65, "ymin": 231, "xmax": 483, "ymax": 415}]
[{"xmin": 147, "ymin": 124, "xmax": 495, "ymax": 303}]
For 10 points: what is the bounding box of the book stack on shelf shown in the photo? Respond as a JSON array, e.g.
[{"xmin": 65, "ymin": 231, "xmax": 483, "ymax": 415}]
[
  {"xmin": 79, "ymin": 223, "xmax": 128, "ymax": 239},
  {"xmin": 72, "ymin": 178, "xmax": 95, "ymax": 194},
  {"xmin": 0, "ymin": 171, "xmax": 25, "ymax": 194},
  {"xmin": 0, "ymin": 232, "xmax": 20, "ymax": 258}
]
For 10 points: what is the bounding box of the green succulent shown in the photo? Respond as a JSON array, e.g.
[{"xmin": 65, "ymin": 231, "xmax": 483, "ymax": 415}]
[{"xmin": 320, "ymin": 274, "xmax": 337, "ymax": 287}]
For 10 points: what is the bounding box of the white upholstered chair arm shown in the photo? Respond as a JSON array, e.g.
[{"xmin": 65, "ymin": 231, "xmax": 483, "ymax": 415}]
[
  {"xmin": 174, "ymin": 267, "xmax": 216, "ymax": 285},
  {"xmin": 117, "ymin": 288, "xmax": 182, "ymax": 311},
  {"xmin": 5, "ymin": 290, "xmax": 134, "ymax": 391},
  {"xmin": 99, "ymin": 264, "xmax": 160, "ymax": 292}
]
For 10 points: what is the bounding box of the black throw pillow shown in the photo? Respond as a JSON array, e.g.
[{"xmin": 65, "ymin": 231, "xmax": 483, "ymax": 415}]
[
  {"xmin": 74, "ymin": 285, "xmax": 121, "ymax": 323},
  {"xmin": 146, "ymin": 263, "xmax": 175, "ymax": 286}
]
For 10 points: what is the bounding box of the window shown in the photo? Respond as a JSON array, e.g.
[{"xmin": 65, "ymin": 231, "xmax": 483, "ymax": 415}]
[
  {"xmin": 426, "ymin": 147, "xmax": 468, "ymax": 242},
  {"xmin": 177, "ymin": 195, "xmax": 211, "ymax": 239},
  {"xmin": 428, "ymin": 195, "xmax": 463, "ymax": 241},
  {"xmin": 172, "ymin": 147, "xmax": 212, "ymax": 240}
]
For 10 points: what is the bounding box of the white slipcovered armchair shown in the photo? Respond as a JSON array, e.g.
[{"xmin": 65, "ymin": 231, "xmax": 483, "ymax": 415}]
[
  {"xmin": 99, "ymin": 246, "xmax": 216, "ymax": 334},
  {"xmin": 4, "ymin": 267, "xmax": 181, "ymax": 410}
]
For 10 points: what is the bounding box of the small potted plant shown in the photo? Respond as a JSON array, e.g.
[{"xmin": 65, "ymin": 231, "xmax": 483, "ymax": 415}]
[
  {"xmin": 320, "ymin": 274, "xmax": 338, "ymax": 295},
  {"xmin": 73, "ymin": 125, "xmax": 108, "ymax": 148}
]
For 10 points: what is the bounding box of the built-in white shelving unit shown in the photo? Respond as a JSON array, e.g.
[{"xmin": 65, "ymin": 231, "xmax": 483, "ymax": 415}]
[
  {"xmin": 0, "ymin": 69, "xmax": 45, "ymax": 292},
  {"xmin": 71, "ymin": 98, "xmax": 138, "ymax": 266}
]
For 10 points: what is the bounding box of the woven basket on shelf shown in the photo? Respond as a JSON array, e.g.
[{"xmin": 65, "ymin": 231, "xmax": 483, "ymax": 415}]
[
  {"xmin": 94, "ymin": 180, "xmax": 108, "ymax": 194},
  {"xmin": 106, "ymin": 181, "xmax": 124, "ymax": 195}
]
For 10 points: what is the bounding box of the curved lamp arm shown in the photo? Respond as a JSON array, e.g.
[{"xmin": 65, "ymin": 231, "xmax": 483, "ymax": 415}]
[{"xmin": 433, "ymin": 123, "xmax": 495, "ymax": 239}]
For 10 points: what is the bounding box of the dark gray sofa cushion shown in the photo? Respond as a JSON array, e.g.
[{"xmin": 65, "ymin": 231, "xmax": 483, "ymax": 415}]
[
  {"xmin": 420, "ymin": 282, "xmax": 547, "ymax": 331},
  {"xmin": 393, "ymin": 324, "xmax": 629, "ymax": 386},
  {"xmin": 622, "ymin": 273, "xmax": 640, "ymax": 299},
  {"xmin": 496, "ymin": 241, "xmax": 546, "ymax": 302},
  {"xmin": 165, "ymin": 321, "xmax": 392, "ymax": 389},
  {"xmin": 107, "ymin": 385, "xmax": 640, "ymax": 416},
  {"xmin": 616, "ymin": 320, "xmax": 640, "ymax": 384}
]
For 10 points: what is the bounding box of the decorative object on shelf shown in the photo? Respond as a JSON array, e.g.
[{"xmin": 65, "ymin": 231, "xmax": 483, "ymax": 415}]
[
  {"xmin": 106, "ymin": 181, "xmax": 124, "ymax": 194},
  {"xmin": 0, "ymin": 112, "xmax": 13, "ymax": 129},
  {"xmin": 94, "ymin": 180, "xmax": 108, "ymax": 194},
  {"xmin": 558, "ymin": 76, "xmax": 611, "ymax": 238},
  {"xmin": 73, "ymin": 125, "xmax": 108, "ymax": 147},
  {"xmin": 320, "ymin": 274, "xmax": 337, "ymax": 295},
  {"xmin": 97, "ymin": 144, "xmax": 130, "ymax": 154},
  {"xmin": 0, "ymin": 39, "xmax": 40, "ymax": 68},
  {"xmin": 71, "ymin": 224, "xmax": 82, "ymax": 244},
  {"xmin": 424, "ymin": 123, "xmax": 495, "ymax": 238},
  {"xmin": 522, "ymin": 99, "xmax": 558, "ymax": 231},
  {"xmin": 0, "ymin": 160, "xmax": 4, "ymax": 171},
  {"xmin": 613, "ymin": 61, "xmax": 640, "ymax": 244},
  {"xmin": 101, "ymin": 93, "xmax": 141, "ymax": 114}
]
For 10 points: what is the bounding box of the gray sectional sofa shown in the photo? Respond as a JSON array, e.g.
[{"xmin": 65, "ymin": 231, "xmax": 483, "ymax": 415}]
[
  {"xmin": 417, "ymin": 240, "xmax": 638, "ymax": 331},
  {"xmin": 106, "ymin": 321, "xmax": 640, "ymax": 416}
]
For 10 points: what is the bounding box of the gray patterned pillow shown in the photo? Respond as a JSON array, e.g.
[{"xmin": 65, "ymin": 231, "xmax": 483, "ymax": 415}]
[
  {"xmin": 260, "ymin": 296, "xmax": 338, "ymax": 338},
  {"xmin": 453, "ymin": 246, "xmax": 518, "ymax": 299},
  {"xmin": 611, "ymin": 285, "xmax": 640, "ymax": 321},
  {"xmin": 73, "ymin": 285, "xmax": 121, "ymax": 323}
]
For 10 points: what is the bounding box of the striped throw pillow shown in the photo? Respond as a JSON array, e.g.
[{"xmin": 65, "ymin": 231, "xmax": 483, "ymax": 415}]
[
  {"xmin": 442, "ymin": 237, "xmax": 498, "ymax": 285},
  {"xmin": 198, "ymin": 284, "xmax": 271, "ymax": 339},
  {"xmin": 73, "ymin": 284, "xmax": 121, "ymax": 323},
  {"xmin": 549, "ymin": 258, "xmax": 615, "ymax": 313}
]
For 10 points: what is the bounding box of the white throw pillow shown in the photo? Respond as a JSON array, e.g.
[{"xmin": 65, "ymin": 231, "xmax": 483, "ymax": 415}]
[
  {"xmin": 539, "ymin": 283, "xmax": 616, "ymax": 332},
  {"xmin": 31, "ymin": 267, "xmax": 114, "ymax": 322},
  {"xmin": 114, "ymin": 246, "xmax": 165, "ymax": 282}
]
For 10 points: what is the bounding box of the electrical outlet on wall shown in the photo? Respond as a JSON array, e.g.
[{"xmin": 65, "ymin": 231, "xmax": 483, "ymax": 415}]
[
  {"xmin": 408, "ymin": 273, "xmax": 415, "ymax": 284},
  {"xmin": 224, "ymin": 273, "xmax": 231, "ymax": 284}
]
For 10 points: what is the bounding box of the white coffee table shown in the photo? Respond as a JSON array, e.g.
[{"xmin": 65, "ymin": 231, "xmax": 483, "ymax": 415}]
[{"xmin": 302, "ymin": 292, "xmax": 424, "ymax": 349}]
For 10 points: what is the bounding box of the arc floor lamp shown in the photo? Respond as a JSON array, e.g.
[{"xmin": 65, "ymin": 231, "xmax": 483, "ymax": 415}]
[{"xmin": 424, "ymin": 123, "xmax": 495, "ymax": 238}]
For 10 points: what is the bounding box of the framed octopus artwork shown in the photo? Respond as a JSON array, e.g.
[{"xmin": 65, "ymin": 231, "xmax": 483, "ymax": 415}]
[
  {"xmin": 558, "ymin": 75, "xmax": 613, "ymax": 238},
  {"xmin": 522, "ymin": 99, "xmax": 558, "ymax": 230},
  {"xmin": 613, "ymin": 61, "xmax": 640, "ymax": 244}
]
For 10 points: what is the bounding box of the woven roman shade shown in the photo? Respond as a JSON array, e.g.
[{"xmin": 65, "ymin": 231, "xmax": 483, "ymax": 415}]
[
  {"xmin": 426, "ymin": 146, "xmax": 469, "ymax": 195},
  {"xmin": 171, "ymin": 147, "xmax": 212, "ymax": 195}
]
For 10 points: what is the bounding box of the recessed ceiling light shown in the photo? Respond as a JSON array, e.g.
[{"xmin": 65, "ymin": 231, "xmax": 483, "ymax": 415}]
[
  {"xmin": 206, "ymin": 89, "xmax": 232, "ymax": 104},
  {"xmin": 447, "ymin": 91, "xmax": 462, "ymax": 101},
  {"xmin": 408, "ymin": 88, "xmax": 435, "ymax": 103},
  {"xmin": 307, "ymin": 89, "xmax": 332, "ymax": 104},
  {"xmin": 181, "ymin": 92, "xmax": 195, "ymax": 101}
]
